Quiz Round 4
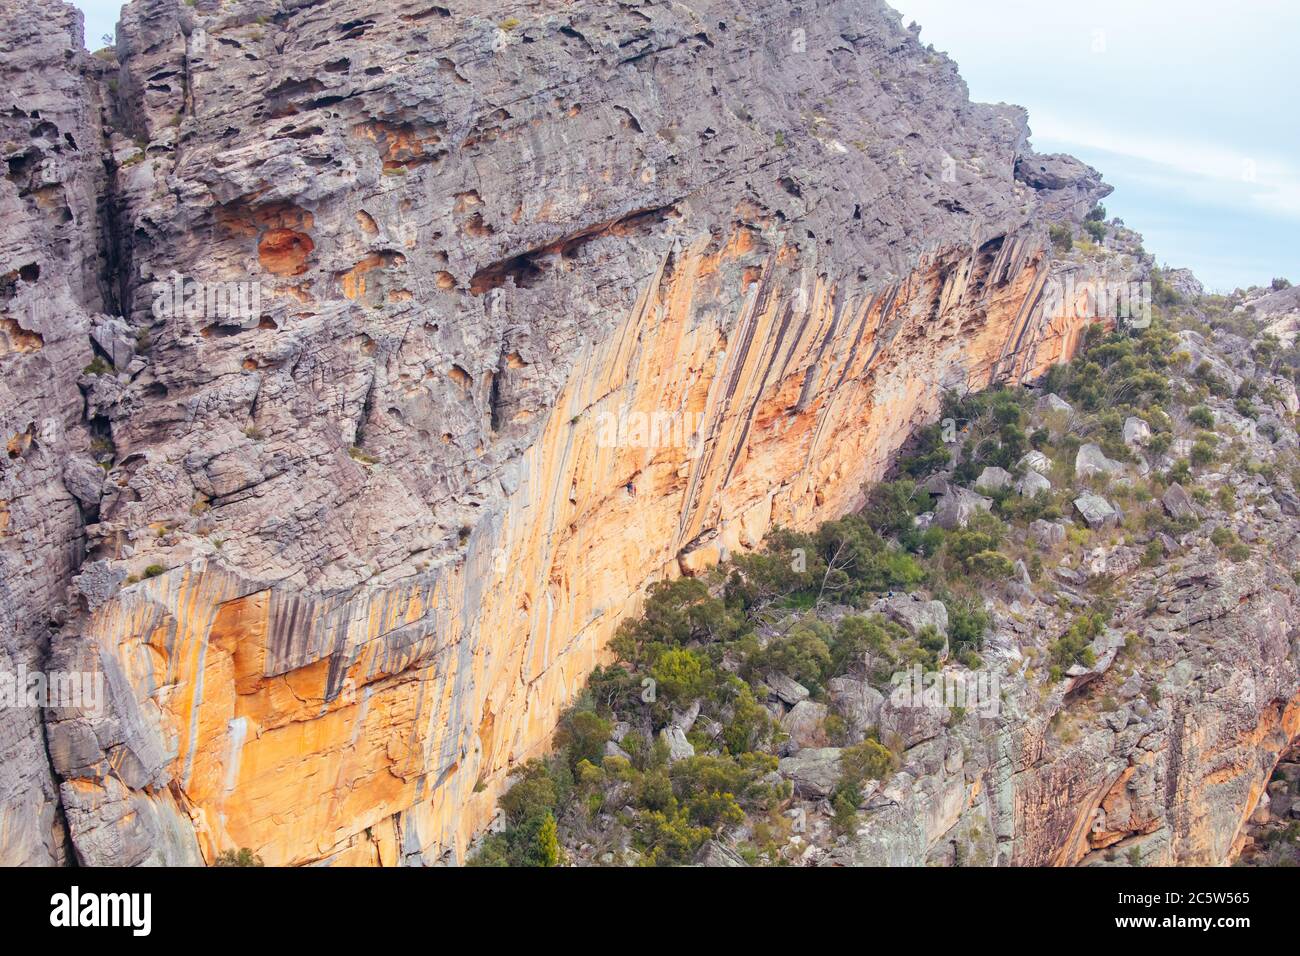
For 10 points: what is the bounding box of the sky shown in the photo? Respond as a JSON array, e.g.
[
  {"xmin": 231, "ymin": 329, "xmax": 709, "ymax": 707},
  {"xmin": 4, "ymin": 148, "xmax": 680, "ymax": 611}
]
[
  {"xmin": 72, "ymin": 1, "xmax": 1297, "ymax": 291},
  {"xmin": 887, "ymin": 0, "xmax": 1299, "ymax": 292}
]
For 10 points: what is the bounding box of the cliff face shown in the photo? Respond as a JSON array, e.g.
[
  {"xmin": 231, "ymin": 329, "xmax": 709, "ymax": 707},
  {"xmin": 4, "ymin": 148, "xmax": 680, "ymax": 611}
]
[{"xmin": 2, "ymin": 0, "xmax": 1121, "ymax": 866}]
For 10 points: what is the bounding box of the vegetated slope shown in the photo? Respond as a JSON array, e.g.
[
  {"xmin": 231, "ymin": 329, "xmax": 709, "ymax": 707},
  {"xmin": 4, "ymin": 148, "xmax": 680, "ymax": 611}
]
[{"xmin": 470, "ymin": 279, "xmax": 1300, "ymax": 867}]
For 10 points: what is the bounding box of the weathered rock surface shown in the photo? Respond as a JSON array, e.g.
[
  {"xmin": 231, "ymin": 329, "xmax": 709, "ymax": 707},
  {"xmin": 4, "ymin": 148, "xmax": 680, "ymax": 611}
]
[
  {"xmin": 1074, "ymin": 493, "xmax": 1121, "ymax": 529},
  {"xmin": 1075, "ymin": 443, "xmax": 1126, "ymax": 480},
  {"xmin": 2, "ymin": 0, "xmax": 1116, "ymax": 866},
  {"xmin": 933, "ymin": 486, "xmax": 994, "ymax": 530},
  {"xmin": 0, "ymin": 0, "xmax": 114, "ymax": 866},
  {"xmin": 827, "ymin": 553, "xmax": 1300, "ymax": 868}
]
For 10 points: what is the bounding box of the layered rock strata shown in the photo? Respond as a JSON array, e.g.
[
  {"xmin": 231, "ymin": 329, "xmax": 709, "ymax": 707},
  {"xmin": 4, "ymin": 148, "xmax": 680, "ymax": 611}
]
[{"xmin": 4, "ymin": 0, "xmax": 1117, "ymax": 864}]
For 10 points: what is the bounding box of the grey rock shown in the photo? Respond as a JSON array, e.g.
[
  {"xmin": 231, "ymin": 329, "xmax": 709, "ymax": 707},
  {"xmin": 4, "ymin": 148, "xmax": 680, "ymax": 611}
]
[
  {"xmin": 671, "ymin": 699, "xmax": 701, "ymax": 732},
  {"xmin": 827, "ymin": 677, "xmax": 885, "ymax": 739},
  {"xmin": 694, "ymin": 840, "xmax": 747, "ymax": 867},
  {"xmin": 870, "ymin": 593, "xmax": 949, "ymax": 638},
  {"xmin": 933, "ymin": 486, "xmax": 993, "ymax": 529},
  {"xmin": 975, "ymin": 466, "xmax": 1013, "ymax": 493},
  {"xmin": 1038, "ymin": 393, "xmax": 1073, "ymax": 413},
  {"xmin": 1016, "ymin": 469, "xmax": 1052, "ymax": 497},
  {"xmin": 1074, "ymin": 493, "xmax": 1121, "ymax": 529},
  {"xmin": 1075, "ymin": 443, "xmax": 1126, "ymax": 480},
  {"xmin": 766, "ymin": 672, "xmax": 811, "ymax": 707},
  {"xmin": 778, "ymin": 748, "xmax": 842, "ymax": 799},
  {"xmin": 1123, "ymin": 417, "xmax": 1151, "ymax": 447},
  {"xmin": 1029, "ymin": 519, "xmax": 1067, "ymax": 549},
  {"xmin": 781, "ymin": 700, "xmax": 829, "ymax": 751},
  {"xmin": 659, "ymin": 726, "xmax": 695, "ymax": 763},
  {"xmin": 1019, "ymin": 450, "xmax": 1052, "ymax": 474},
  {"xmin": 1162, "ymin": 482, "xmax": 1199, "ymax": 522},
  {"xmin": 604, "ymin": 740, "xmax": 632, "ymax": 761}
]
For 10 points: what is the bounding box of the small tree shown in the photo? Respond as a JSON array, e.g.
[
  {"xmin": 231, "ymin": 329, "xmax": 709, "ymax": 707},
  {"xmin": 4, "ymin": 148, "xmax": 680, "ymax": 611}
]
[{"xmin": 536, "ymin": 812, "xmax": 561, "ymax": 867}]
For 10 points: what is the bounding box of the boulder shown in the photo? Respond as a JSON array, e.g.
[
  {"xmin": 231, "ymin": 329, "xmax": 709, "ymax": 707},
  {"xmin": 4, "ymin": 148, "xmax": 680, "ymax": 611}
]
[
  {"xmin": 1016, "ymin": 469, "xmax": 1052, "ymax": 497},
  {"xmin": 778, "ymin": 748, "xmax": 842, "ymax": 799},
  {"xmin": 90, "ymin": 314, "xmax": 138, "ymax": 370},
  {"xmin": 1038, "ymin": 393, "xmax": 1073, "ymax": 413},
  {"xmin": 1175, "ymin": 330, "xmax": 1244, "ymax": 394},
  {"xmin": 827, "ymin": 677, "xmax": 885, "ymax": 738},
  {"xmin": 1162, "ymin": 267, "xmax": 1204, "ymax": 301},
  {"xmin": 975, "ymin": 466, "xmax": 1013, "ymax": 493},
  {"xmin": 62, "ymin": 456, "xmax": 105, "ymax": 508},
  {"xmin": 1161, "ymin": 482, "xmax": 1198, "ymax": 522},
  {"xmin": 1073, "ymin": 493, "xmax": 1121, "ymax": 529},
  {"xmin": 659, "ymin": 726, "xmax": 695, "ymax": 763},
  {"xmin": 1019, "ymin": 450, "xmax": 1052, "ymax": 474},
  {"xmin": 879, "ymin": 694, "xmax": 945, "ymax": 749},
  {"xmin": 671, "ymin": 699, "xmax": 701, "ymax": 732},
  {"xmin": 604, "ymin": 740, "xmax": 632, "ymax": 761},
  {"xmin": 933, "ymin": 486, "xmax": 992, "ymax": 529},
  {"xmin": 870, "ymin": 592, "xmax": 949, "ymax": 637},
  {"xmin": 765, "ymin": 672, "xmax": 810, "ymax": 706},
  {"xmin": 694, "ymin": 840, "xmax": 748, "ymax": 867},
  {"xmin": 780, "ymin": 700, "xmax": 829, "ymax": 750},
  {"xmin": 1075, "ymin": 443, "xmax": 1126, "ymax": 480},
  {"xmin": 1013, "ymin": 559, "xmax": 1033, "ymax": 587},
  {"xmin": 1122, "ymin": 417, "xmax": 1151, "ymax": 447},
  {"xmin": 919, "ymin": 473, "xmax": 952, "ymax": 496}
]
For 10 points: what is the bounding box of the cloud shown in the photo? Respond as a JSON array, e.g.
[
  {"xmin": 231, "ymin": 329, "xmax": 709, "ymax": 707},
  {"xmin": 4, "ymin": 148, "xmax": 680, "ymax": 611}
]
[{"xmin": 1030, "ymin": 113, "xmax": 1300, "ymax": 220}]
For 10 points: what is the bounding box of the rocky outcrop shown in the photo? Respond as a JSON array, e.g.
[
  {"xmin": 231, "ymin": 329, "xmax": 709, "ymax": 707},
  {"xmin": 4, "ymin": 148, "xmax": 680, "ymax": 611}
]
[
  {"xmin": 826, "ymin": 553, "xmax": 1300, "ymax": 867},
  {"xmin": 0, "ymin": 0, "xmax": 116, "ymax": 866},
  {"xmin": 4, "ymin": 0, "xmax": 1117, "ymax": 866}
]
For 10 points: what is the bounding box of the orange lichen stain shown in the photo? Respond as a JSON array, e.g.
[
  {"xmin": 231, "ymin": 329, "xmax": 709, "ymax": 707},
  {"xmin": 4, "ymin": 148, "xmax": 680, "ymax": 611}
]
[
  {"xmin": 448, "ymin": 365, "xmax": 472, "ymax": 389},
  {"xmin": 0, "ymin": 499, "xmax": 8, "ymax": 535},
  {"xmin": 452, "ymin": 191, "xmax": 481, "ymax": 216},
  {"xmin": 338, "ymin": 251, "xmax": 406, "ymax": 300},
  {"xmin": 351, "ymin": 120, "xmax": 444, "ymax": 171},
  {"xmin": 462, "ymin": 213, "xmax": 492, "ymax": 238},
  {"xmin": 6, "ymin": 427, "xmax": 32, "ymax": 459},
  {"xmin": 730, "ymin": 225, "xmax": 760, "ymax": 258},
  {"xmin": 505, "ymin": 352, "xmax": 527, "ymax": 369},
  {"xmin": 435, "ymin": 271, "xmax": 456, "ymax": 290},
  {"xmin": 258, "ymin": 229, "xmax": 315, "ymax": 276},
  {"xmin": 356, "ymin": 210, "xmax": 378, "ymax": 235},
  {"xmin": 0, "ymin": 318, "xmax": 43, "ymax": 353}
]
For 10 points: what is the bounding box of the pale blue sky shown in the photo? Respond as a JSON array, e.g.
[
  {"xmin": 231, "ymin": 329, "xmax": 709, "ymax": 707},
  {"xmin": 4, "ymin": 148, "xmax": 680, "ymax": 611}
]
[
  {"xmin": 73, "ymin": 0, "xmax": 1296, "ymax": 291},
  {"xmin": 888, "ymin": 0, "xmax": 1299, "ymax": 292}
]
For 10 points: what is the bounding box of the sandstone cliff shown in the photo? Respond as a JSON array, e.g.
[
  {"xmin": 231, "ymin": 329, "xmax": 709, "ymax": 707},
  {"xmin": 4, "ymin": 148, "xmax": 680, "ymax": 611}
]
[
  {"xmin": 3, "ymin": 0, "xmax": 1130, "ymax": 866},
  {"xmin": 471, "ymin": 309, "xmax": 1300, "ymax": 868}
]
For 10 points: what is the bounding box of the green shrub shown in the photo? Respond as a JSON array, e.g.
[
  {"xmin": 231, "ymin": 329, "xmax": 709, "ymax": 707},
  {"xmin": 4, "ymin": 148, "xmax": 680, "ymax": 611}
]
[
  {"xmin": 212, "ymin": 848, "xmax": 264, "ymax": 867},
  {"xmin": 1049, "ymin": 613, "xmax": 1104, "ymax": 672}
]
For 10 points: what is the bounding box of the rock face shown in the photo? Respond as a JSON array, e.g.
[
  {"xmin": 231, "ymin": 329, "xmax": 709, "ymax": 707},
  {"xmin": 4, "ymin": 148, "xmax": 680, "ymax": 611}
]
[
  {"xmin": 0, "ymin": 0, "xmax": 113, "ymax": 867},
  {"xmin": 830, "ymin": 555, "xmax": 1300, "ymax": 867},
  {"xmin": 2, "ymin": 0, "xmax": 1115, "ymax": 865}
]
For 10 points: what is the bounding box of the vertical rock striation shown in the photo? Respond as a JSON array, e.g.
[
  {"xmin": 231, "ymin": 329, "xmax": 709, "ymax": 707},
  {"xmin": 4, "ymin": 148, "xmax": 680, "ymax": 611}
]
[{"xmin": 0, "ymin": 0, "xmax": 115, "ymax": 866}]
